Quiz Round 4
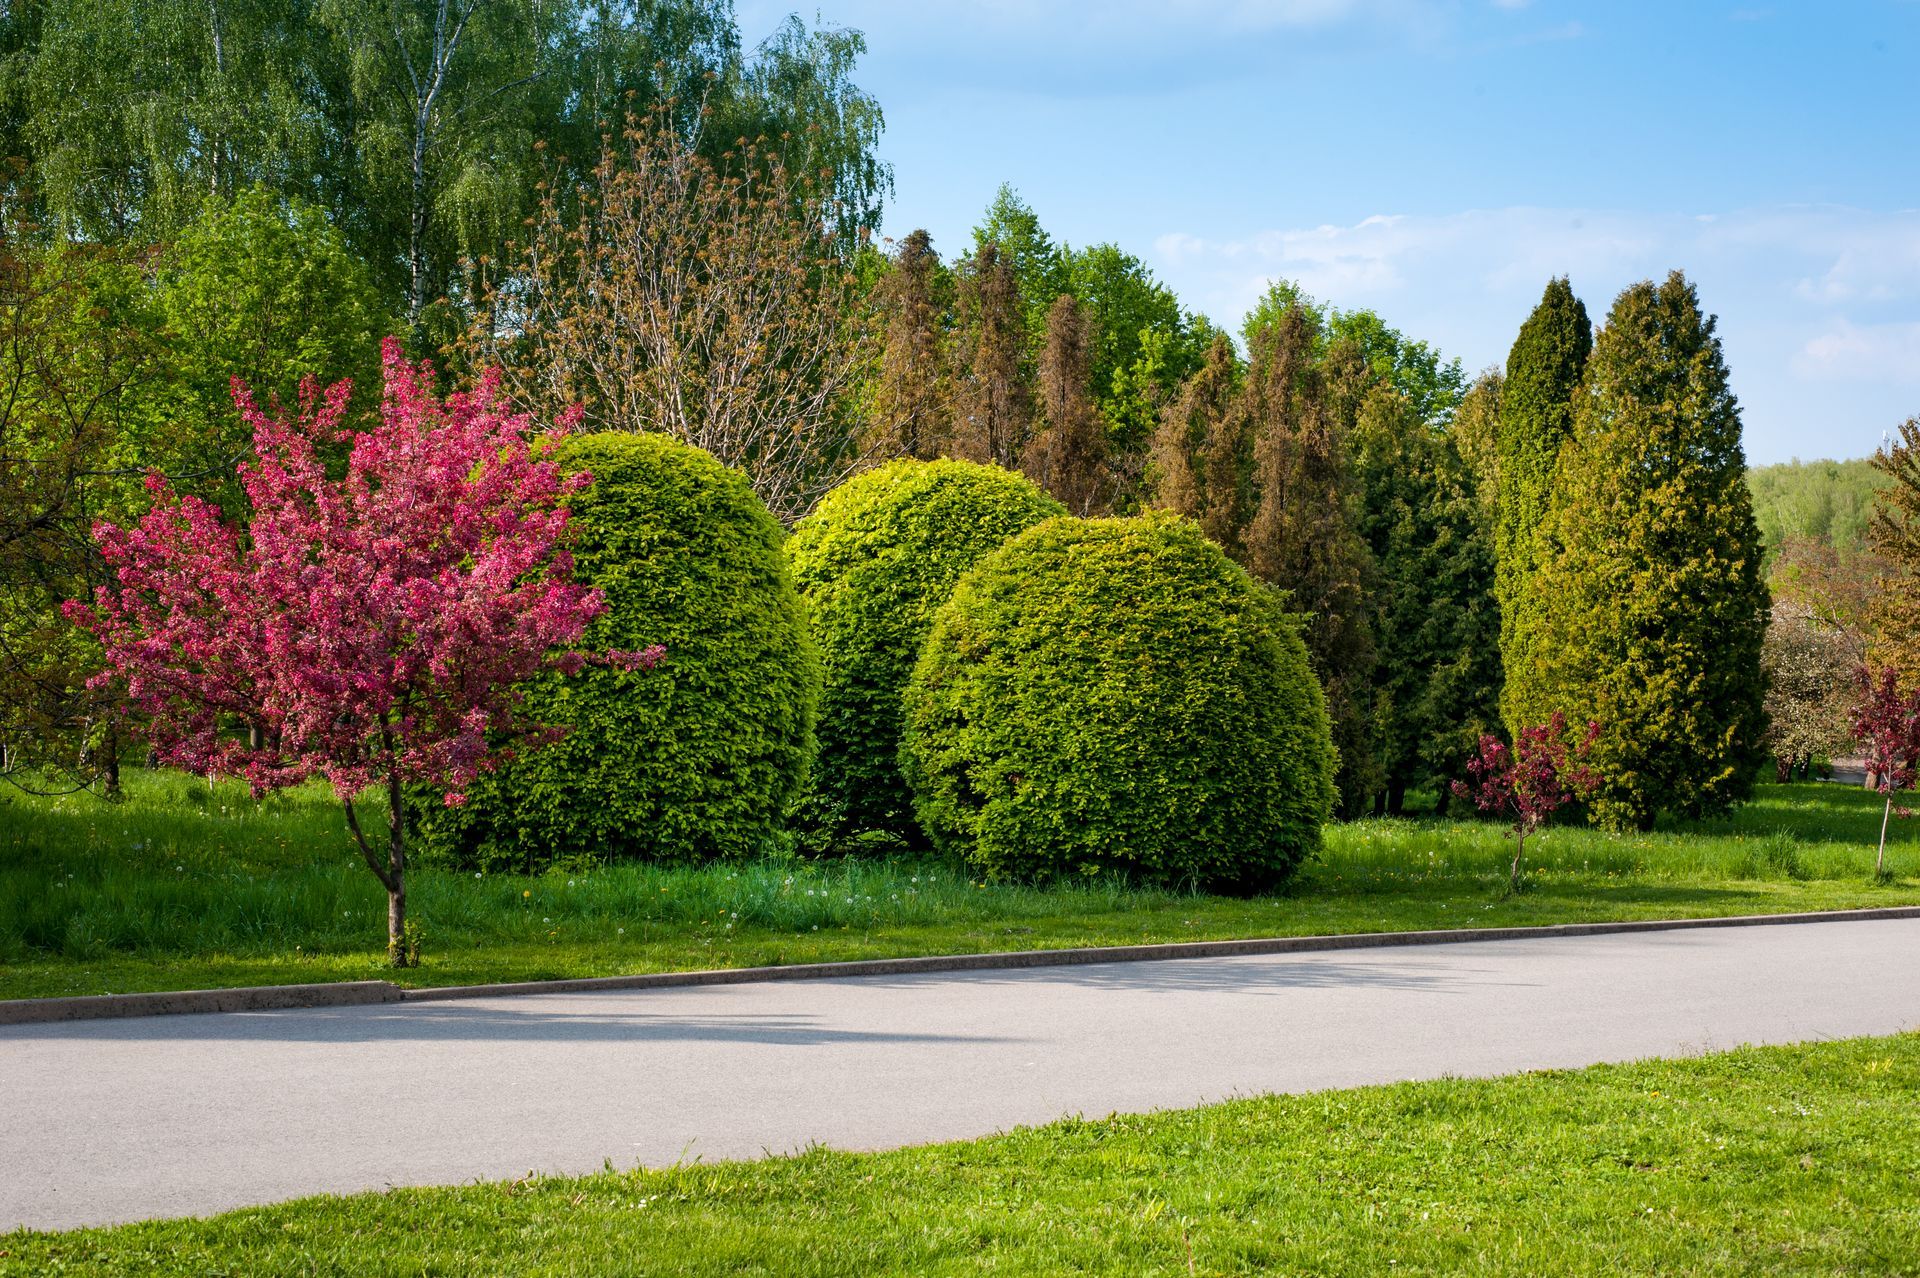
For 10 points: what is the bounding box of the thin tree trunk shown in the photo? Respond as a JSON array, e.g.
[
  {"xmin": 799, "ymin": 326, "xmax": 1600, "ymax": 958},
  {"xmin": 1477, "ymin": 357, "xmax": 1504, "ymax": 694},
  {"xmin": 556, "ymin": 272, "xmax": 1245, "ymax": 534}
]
[
  {"xmin": 1510, "ymin": 828, "xmax": 1527, "ymax": 894},
  {"xmin": 385, "ymin": 766, "xmax": 411, "ymax": 966},
  {"xmin": 101, "ymin": 726, "xmax": 121, "ymax": 799},
  {"xmin": 1879, "ymin": 794, "xmax": 1893, "ymax": 879}
]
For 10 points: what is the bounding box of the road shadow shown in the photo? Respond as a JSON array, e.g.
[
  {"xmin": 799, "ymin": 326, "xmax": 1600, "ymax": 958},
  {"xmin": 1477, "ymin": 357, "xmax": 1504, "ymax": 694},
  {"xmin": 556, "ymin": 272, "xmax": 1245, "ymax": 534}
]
[
  {"xmin": 846, "ymin": 953, "xmax": 1541, "ymax": 996},
  {"xmin": 2, "ymin": 1003, "xmax": 1025, "ymax": 1049}
]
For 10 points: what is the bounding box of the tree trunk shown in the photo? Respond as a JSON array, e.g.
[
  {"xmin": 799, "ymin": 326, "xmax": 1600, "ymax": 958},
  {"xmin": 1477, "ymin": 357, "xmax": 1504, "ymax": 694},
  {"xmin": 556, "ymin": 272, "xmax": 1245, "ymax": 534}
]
[
  {"xmin": 1879, "ymin": 794, "xmax": 1893, "ymax": 879},
  {"xmin": 385, "ymin": 767, "xmax": 412, "ymax": 966},
  {"xmin": 1509, "ymin": 828, "xmax": 1527, "ymax": 894},
  {"xmin": 1386, "ymin": 781, "xmax": 1406, "ymax": 817},
  {"xmin": 102, "ymin": 726, "xmax": 121, "ymax": 799}
]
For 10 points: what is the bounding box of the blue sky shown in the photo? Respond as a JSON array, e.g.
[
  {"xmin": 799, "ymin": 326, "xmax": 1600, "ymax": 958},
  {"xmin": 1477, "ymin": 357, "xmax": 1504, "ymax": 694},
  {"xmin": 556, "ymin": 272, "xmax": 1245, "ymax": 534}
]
[{"xmin": 742, "ymin": 0, "xmax": 1920, "ymax": 464}]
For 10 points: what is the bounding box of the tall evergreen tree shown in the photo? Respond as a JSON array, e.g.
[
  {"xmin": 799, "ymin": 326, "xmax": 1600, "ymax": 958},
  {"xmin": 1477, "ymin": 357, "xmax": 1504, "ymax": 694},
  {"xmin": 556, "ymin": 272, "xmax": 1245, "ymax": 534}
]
[
  {"xmin": 1024, "ymin": 294, "xmax": 1108, "ymax": 514},
  {"xmin": 1151, "ymin": 334, "xmax": 1246, "ymax": 557},
  {"xmin": 1349, "ymin": 385, "xmax": 1502, "ymax": 813},
  {"xmin": 1450, "ymin": 367, "xmax": 1504, "ymax": 530},
  {"xmin": 1496, "ymin": 277, "xmax": 1592, "ymax": 735},
  {"xmin": 1241, "ymin": 307, "xmax": 1382, "ymax": 816},
  {"xmin": 951, "ymin": 241, "xmax": 1033, "ymax": 469},
  {"xmin": 866, "ymin": 229, "xmax": 952, "ymax": 460},
  {"xmin": 1524, "ymin": 272, "xmax": 1769, "ymax": 829},
  {"xmin": 1868, "ymin": 416, "xmax": 1920, "ymax": 675}
]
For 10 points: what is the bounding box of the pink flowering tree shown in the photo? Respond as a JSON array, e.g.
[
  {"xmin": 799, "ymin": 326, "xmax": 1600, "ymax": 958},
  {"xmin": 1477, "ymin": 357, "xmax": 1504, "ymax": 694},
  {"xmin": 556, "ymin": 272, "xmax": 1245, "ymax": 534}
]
[
  {"xmin": 1452, "ymin": 713, "xmax": 1603, "ymax": 893},
  {"xmin": 67, "ymin": 339, "xmax": 658, "ymax": 965},
  {"xmin": 1849, "ymin": 667, "xmax": 1920, "ymax": 879}
]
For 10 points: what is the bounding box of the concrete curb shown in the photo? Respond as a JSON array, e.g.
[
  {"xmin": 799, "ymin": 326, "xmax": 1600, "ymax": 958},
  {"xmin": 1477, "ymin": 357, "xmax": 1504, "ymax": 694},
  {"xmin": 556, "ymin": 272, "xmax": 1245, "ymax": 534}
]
[
  {"xmin": 6, "ymin": 905, "xmax": 1919, "ymax": 1025},
  {"xmin": 0, "ymin": 980, "xmax": 403, "ymax": 1025}
]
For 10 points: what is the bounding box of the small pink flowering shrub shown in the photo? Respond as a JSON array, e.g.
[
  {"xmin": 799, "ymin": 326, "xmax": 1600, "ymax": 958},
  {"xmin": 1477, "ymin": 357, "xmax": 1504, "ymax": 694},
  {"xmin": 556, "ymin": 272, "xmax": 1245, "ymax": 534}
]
[
  {"xmin": 68, "ymin": 340, "xmax": 651, "ymax": 963},
  {"xmin": 1453, "ymin": 712, "xmax": 1602, "ymax": 893}
]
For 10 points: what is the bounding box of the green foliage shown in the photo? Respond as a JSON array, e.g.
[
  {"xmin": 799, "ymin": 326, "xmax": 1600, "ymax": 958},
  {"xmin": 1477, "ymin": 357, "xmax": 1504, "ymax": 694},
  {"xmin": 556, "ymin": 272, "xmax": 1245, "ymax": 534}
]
[
  {"xmin": 786, "ymin": 459, "xmax": 1064, "ymax": 848},
  {"xmin": 1522, "ymin": 273, "xmax": 1770, "ymax": 829},
  {"xmin": 1242, "ymin": 280, "xmax": 1467, "ymax": 423},
  {"xmin": 901, "ymin": 512, "xmax": 1334, "ymax": 890},
  {"xmin": 418, "ymin": 433, "xmax": 820, "ymax": 869},
  {"xmin": 149, "ymin": 187, "xmax": 390, "ymax": 508},
  {"xmin": 1496, "ymin": 276, "xmax": 1593, "ymax": 735},
  {"xmin": 972, "ymin": 184, "xmax": 1069, "ymax": 350},
  {"xmin": 1061, "ymin": 242, "xmax": 1206, "ymax": 446},
  {"xmin": 4, "ymin": 1, "xmax": 890, "ymax": 319},
  {"xmin": 1350, "ymin": 388, "xmax": 1502, "ymax": 809},
  {"xmin": 2, "ymin": 770, "xmax": 1912, "ymax": 1000},
  {"xmin": 1747, "ymin": 457, "xmax": 1886, "ymax": 560}
]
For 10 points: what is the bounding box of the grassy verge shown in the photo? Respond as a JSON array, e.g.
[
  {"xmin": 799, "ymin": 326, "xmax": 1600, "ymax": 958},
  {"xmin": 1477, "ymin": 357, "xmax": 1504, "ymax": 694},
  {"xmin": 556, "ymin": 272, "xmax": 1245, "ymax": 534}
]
[
  {"xmin": 8, "ymin": 1034, "xmax": 1918, "ymax": 1275},
  {"xmin": 2, "ymin": 771, "xmax": 1916, "ymax": 1001}
]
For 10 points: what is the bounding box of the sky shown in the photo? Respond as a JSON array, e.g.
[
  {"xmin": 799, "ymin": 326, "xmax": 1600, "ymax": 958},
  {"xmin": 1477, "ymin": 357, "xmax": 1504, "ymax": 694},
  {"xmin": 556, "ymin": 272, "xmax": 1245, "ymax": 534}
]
[{"xmin": 740, "ymin": 0, "xmax": 1920, "ymax": 464}]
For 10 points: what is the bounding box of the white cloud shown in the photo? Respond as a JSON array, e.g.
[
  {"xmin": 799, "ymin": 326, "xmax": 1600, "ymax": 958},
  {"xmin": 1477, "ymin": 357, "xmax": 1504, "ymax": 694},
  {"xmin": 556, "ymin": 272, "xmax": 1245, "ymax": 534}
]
[
  {"xmin": 1148, "ymin": 205, "xmax": 1920, "ymax": 460},
  {"xmin": 1795, "ymin": 320, "xmax": 1920, "ymax": 384}
]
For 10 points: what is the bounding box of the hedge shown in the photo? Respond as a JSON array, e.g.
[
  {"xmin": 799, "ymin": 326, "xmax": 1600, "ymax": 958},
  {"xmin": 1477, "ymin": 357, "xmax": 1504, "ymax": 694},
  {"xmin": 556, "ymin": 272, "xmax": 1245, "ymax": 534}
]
[
  {"xmin": 417, "ymin": 432, "xmax": 820, "ymax": 869},
  {"xmin": 786, "ymin": 459, "xmax": 1063, "ymax": 847},
  {"xmin": 900, "ymin": 511, "xmax": 1335, "ymax": 890}
]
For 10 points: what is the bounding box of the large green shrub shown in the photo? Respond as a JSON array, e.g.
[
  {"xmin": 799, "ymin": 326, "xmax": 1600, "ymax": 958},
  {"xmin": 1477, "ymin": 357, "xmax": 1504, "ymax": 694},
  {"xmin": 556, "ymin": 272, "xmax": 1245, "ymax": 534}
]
[
  {"xmin": 418, "ymin": 433, "xmax": 820, "ymax": 869},
  {"xmin": 786, "ymin": 459, "xmax": 1064, "ymax": 846},
  {"xmin": 901, "ymin": 512, "xmax": 1335, "ymax": 890}
]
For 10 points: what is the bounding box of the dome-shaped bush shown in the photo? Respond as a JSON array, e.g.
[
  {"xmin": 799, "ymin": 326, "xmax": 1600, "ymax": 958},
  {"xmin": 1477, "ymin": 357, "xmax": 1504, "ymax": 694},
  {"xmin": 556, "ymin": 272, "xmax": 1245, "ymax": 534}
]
[
  {"xmin": 901, "ymin": 512, "xmax": 1335, "ymax": 890},
  {"xmin": 786, "ymin": 459, "xmax": 1064, "ymax": 847},
  {"xmin": 419, "ymin": 432, "xmax": 820, "ymax": 869}
]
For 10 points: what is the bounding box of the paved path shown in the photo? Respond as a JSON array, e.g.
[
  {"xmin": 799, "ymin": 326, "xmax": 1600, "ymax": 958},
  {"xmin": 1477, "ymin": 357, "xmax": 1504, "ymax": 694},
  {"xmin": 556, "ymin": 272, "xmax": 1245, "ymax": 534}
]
[{"xmin": 6, "ymin": 917, "xmax": 1919, "ymax": 1232}]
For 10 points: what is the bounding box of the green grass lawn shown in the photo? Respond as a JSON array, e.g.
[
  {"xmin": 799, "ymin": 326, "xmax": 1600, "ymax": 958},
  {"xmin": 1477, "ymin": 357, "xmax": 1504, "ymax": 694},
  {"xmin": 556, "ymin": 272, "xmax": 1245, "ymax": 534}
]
[
  {"xmin": 7, "ymin": 1033, "xmax": 1916, "ymax": 1275},
  {"xmin": 1, "ymin": 770, "xmax": 1915, "ymax": 1001}
]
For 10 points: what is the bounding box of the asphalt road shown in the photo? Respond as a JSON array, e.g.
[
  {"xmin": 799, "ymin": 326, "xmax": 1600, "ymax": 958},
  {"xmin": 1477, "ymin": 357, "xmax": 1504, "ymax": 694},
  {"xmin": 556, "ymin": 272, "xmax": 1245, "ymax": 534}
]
[{"xmin": 6, "ymin": 917, "xmax": 1919, "ymax": 1232}]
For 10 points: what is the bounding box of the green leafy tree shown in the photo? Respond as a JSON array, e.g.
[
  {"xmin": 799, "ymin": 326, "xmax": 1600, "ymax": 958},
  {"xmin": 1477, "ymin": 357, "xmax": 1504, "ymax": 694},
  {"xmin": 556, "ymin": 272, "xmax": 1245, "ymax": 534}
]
[
  {"xmin": 1495, "ymin": 277, "xmax": 1592, "ymax": 736},
  {"xmin": 0, "ymin": 239, "xmax": 167, "ymax": 789},
  {"xmin": 1243, "ymin": 281, "xmax": 1465, "ymax": 423},
  {"xmin": 971, "ymin": 184, "xmax": 1068, "ymax": 353},
  {"xmin": 1522, "ymin": 273, "xmax": 1769, "ymax": 829},
  {"xmin": 3, "ymin": 1, "xmax": 890, "ymax": 329},
  {"xmin": 9, "ymin": 0, "xmax": 335, "ymax": 242},
  {"xmin": 146, "ymin": 188, "xmax": 391, "ymax": 509},
  {"xmin": 1748, "ymin": 457, "xmax": 1888, "ymax": 563}
]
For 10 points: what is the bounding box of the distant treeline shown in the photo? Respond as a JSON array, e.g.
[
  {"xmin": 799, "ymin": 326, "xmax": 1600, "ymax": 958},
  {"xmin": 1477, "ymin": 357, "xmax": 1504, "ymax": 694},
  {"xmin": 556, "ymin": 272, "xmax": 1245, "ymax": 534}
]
[{"xmin": 1747, "ymin": 458, "xmax": 1887, "ymax": 559}]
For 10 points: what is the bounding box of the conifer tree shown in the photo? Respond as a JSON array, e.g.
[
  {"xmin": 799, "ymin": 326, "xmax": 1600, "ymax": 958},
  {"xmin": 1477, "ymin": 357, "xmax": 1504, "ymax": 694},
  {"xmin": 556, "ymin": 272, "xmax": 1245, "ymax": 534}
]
[
  {"xmin": 1241, "ymin": 307, "xmax": 1382, "ymax": 816},
  {"xmin": 1349, "ymin": 385, "xmax": 1502, "ymax": 813},
  {"xmin": 1151, "ymin": 334, "xmax": 1245, "ymax": 556},
  {"xmin": 1024, "ymin": 294, "xmax": 1108, "ymax": 514},
  {"xmin": 866, "ymin": 229, "xmax": 952, "ymax": 460},
  {"xmin": 1496, "ymin": 278, "xmax": 1591, "ymax": 734},
  {"xmin": 1450, "ymin": 367, "xmax": 1503, "ymax": 529},
  {"xmin": 1868, "ymin": 415, "xmax": 1920, "ymax": 674},
  {"xmin": 1524, "ymin": 272, "xmax": 1769, "ymax": 829},
  {"xmin": 951, "ymin": 241, "xmax": 1033, "ymax": 469}
]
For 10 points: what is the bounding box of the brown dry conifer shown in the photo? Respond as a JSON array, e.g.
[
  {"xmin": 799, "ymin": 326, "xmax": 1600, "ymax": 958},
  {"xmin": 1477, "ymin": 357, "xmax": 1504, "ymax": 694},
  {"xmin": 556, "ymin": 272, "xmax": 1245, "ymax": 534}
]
[{"xmin": 1024, "ymin": 294, "xmax": 1108, "ymax": 514}]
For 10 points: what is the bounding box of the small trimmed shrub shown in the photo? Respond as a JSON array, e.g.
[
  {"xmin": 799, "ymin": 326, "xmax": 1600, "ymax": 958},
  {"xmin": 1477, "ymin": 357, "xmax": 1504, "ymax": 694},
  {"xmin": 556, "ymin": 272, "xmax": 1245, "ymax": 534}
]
[
  {"xmin": 786, "ymin": 459, "xmax": 1064, "ymax": 847},
  {"xmin": 901, "ymin": 512, "xmax": 1335, "ymax": 891},
  {"xmin": 418, "ymin": 433, "xmax": 820, "ymax": 870}
]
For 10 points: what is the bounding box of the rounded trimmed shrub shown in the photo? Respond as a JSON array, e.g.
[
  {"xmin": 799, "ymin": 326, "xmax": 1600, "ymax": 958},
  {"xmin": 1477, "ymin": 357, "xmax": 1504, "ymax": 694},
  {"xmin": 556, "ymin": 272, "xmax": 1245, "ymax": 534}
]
[
  {"xmin": 419, "ymin": 432, "xmax": 820, "ymax": 869},
  {"xmin": 901, "ymin": 512, "xmax": 1335, "ymax": 890},
  {"xmin": 786, "ymin": 459, "xmax": 1064, "ymax": 847}
]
